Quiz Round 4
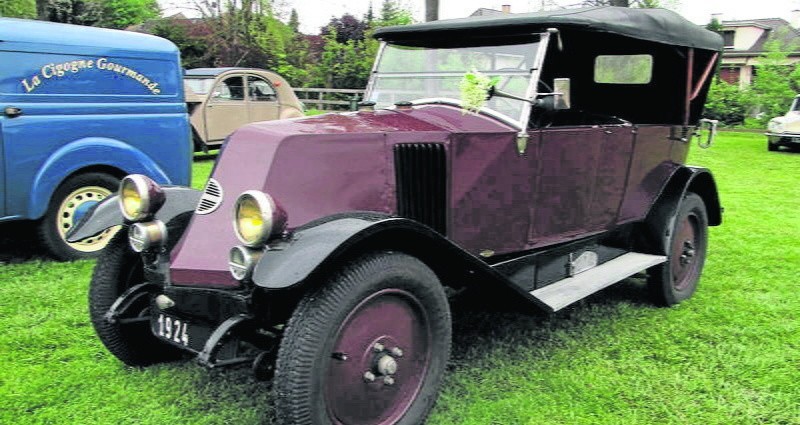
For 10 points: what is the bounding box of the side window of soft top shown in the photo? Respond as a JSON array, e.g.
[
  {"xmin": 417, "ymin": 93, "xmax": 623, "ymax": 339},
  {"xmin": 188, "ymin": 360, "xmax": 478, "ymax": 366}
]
[
  {"xmin": 248, "ymin": 76, "xmax": 277, "ymax": 101},
  {"xmin": 214, "ymin": 76, "xmax": 245, "ymax": 101}
]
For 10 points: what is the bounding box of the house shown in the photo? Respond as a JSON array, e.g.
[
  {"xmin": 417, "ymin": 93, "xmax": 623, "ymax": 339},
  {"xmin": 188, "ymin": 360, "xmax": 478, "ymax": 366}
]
[
  {"xmin": 715, "ymin": 13, "xmax": 800, "ymax": 87},
  {"xmin": 470, "ymin": 5, "xmax": 511, "ymax": 17}
]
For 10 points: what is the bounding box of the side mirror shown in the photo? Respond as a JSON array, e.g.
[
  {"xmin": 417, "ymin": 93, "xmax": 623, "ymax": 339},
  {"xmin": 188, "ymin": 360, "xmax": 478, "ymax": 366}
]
[
  {"xmin": 212, "ymin": 91, "xmax": 222, "ymax": 99},
  {"xmin": 696, "ymin": 118, "xmax": 718, "ymax": 149},
  {"xmin": 553, "ymin": 78, "xmax": 571, "ymax": 110}
]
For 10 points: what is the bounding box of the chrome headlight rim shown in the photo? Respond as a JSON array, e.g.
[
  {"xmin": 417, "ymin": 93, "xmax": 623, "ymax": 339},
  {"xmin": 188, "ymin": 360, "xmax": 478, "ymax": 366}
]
[
  {"xmin": 128, "ymin": 220, "xmax": 167, "ymax": 253},
  {"xmin": 119, "ymin": 174, "xmax": 165, "ymax": 222},
  {"xmin": 229, "ymin": 245, "xmax": 263, "ymax": 281},
  {"xmin": 233, "ymin": 190, "xmax": 277, "ymax": 248}
]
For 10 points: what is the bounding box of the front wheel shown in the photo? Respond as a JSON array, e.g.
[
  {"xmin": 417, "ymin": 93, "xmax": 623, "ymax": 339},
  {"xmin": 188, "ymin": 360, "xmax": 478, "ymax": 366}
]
[
  {"xmin": 38, "ymin": 172, "xmax": 120, "ymax": 261},
  {"xmin": 89, "ymin": 231, "xmax": 182, "ymax": 366},
  {"xmin": 768, "ymin": 140, "xmax": 779, "ymax": 151},
  {"xmin": 274, "ymin": 252, "xmax": 451, "ymax": 425},
  {"xmin": 647, "ymin": 192, "xmax": 709, "ymax": 306}
]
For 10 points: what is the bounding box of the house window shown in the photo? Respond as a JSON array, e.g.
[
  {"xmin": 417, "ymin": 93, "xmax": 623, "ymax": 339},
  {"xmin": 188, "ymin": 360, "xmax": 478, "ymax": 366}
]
[
  {"xmin": 719, "ymin": 67, "xmax": 740, "ymax": 84},
  {"xmin": 722, "ymin": 30, "xmax": 735, "ymax": 48}
]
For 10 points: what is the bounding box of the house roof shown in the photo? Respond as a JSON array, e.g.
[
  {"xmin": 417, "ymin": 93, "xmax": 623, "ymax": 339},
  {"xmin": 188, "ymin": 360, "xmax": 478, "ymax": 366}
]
[
  {"xmin": 375, "ymin": 6, "xmax": 723, "ymax": 51},
  {"xmin": 720, "ymin": 18, "xmax": 800, "ymax": 53},
  {"xmin": 470, "ymin": 8, "xmax": 505, "ymax": 17}
]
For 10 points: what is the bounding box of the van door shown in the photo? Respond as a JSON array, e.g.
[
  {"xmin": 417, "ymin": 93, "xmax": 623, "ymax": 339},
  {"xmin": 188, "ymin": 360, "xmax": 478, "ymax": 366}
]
[
  {"xmin": 246, "ymin": 75, "xmax": 280, "ymax": 123},
  {"xmin": 205, "ymin": 75, "xmax": 249, "ymax": 143}
]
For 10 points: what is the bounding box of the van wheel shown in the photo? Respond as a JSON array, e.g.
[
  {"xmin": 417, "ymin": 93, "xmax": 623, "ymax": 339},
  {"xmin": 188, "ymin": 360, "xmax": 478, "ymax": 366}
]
[
  {"xmin": 647, "ymin": 192, "xmax": 708, "ymax": 306},
  {"xmin": 38, "ymin": 172, "xmax": 120, "ymax": 261},
  {"xmin": 274, "ymin": 252, "xmax": 451, "ymax": 425}
]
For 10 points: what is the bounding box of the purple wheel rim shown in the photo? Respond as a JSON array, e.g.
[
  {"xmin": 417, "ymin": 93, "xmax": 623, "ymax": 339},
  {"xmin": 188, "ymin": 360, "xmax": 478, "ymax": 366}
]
[
  {"xmin": 324, "ymin": 289, "xmax": 432, "ymax": 425},
  {"xmin": 671, "ymin": 213, "xmax": 701, "ymax": 291}
]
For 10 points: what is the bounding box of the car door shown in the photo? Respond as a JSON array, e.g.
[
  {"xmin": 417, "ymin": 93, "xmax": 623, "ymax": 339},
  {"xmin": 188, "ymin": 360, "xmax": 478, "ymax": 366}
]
[
  {"xmin": 528, "ymin": 127, "xmax": 605, "ymax": 245},
  {"xmin": 246, "ymin": 75, "xmax": 280, "ymax": 123},
  {"xmin": 204, "ymin": 75, "xmax": 249, "ymax": 143}
]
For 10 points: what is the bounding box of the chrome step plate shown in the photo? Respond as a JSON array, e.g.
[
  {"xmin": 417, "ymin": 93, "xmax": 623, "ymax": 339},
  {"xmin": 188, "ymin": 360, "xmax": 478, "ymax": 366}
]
[{"xmin": 530, "ymin": 252, "xmax": 667, "ymax": 312}]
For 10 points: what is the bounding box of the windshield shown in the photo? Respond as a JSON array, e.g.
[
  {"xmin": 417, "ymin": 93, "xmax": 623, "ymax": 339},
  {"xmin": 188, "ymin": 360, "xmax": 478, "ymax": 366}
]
[
  {"xmin": 793, "ymin": 98, "xmax": 800, "ymax": 112},
  {"xmin": 184, "ymin": 77, "xmax": 215, "ymax": 95},
  {"xmin": 367, "ymin": 39, "xmax": 540, "ymax": 123}
]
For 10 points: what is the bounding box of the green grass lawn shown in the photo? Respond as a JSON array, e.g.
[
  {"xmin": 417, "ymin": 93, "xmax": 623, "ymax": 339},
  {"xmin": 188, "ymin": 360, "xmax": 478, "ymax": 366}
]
[{"xmin": 1, "ymin": 132, "xmax": 799, "ymax": 424}]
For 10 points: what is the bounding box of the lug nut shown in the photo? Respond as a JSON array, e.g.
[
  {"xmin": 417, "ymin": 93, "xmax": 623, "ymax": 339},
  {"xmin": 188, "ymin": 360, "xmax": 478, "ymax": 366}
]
[
  {"xmin": 363, "ymin": 371, "xmax": 376, "ymax": 382},
  {"xmin": 390, "ymin": 347, "xmax": 403, "ymax": 358},
  {"xmin": 383, "ymin": 376, "xmax": 395, "ymax": 386},
  {"xmin": 373, "ymin": 343, "xmax": 385, "ymax": 352}
]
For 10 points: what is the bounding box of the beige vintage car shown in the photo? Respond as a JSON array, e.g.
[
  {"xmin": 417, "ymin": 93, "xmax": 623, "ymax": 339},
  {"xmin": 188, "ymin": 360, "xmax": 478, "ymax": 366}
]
[
  {"xmin": 766, "ymin": 95, "xmax": 800, "ymax": 151},
  {"xmin": 184, "ymin": 68, "xmax": 305, "ymax": 151}
]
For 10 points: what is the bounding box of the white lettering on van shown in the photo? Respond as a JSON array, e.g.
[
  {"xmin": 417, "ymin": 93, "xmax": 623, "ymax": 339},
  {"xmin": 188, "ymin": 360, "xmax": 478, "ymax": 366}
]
[
  {"xmin": 21, "ymin": 76, "xmax": 41, "ymax": 92},
  {"xmin": 20, "ymin": 56, "xmax": 165, "ymax": 95}
]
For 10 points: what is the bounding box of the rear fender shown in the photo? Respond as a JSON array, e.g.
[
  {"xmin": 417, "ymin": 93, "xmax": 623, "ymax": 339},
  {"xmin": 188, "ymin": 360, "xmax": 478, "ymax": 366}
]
[
  {"xmin": 252, "ymin": 213, "xmax": 537, "ymax": 303},
  {"xmin": 66, "ymin": 186, "xmax": 201, "ymax": 243},
  {"xmin": 641, "ymin": 165, "xmax": 722, "ymax": 254}
]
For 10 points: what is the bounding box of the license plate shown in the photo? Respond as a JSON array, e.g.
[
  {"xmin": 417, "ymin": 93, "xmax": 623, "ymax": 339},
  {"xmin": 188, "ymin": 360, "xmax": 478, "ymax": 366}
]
[{"xmin": 154, "ymin": 313, "xmax": 190, "ymax": 347}]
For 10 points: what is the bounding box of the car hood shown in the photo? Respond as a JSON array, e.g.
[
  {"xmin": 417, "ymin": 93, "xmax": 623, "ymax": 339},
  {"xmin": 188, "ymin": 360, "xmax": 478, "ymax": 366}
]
[{"xmin": 169, "ymin": 105, "xmax": 516, "ymax": 287}]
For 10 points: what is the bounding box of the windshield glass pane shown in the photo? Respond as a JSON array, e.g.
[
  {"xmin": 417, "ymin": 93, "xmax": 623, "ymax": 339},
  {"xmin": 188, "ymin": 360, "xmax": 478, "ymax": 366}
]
[
  {"xmin": 368, "ymin": 40, "xmax": 540, "ymax": 122},
  {"xmin": 184, "ymin": 78, "xmax": 215, "ymax": 94}
]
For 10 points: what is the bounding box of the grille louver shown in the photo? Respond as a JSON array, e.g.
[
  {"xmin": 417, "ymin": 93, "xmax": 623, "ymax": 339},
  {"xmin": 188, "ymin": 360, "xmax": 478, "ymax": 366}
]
[
  {"xmin": 393, "ymin": 143, "xmax": 447, "ymax": 234},
  {"xmin": 195, "ymin": 178, "xmax": 223, "ymax": 215}
]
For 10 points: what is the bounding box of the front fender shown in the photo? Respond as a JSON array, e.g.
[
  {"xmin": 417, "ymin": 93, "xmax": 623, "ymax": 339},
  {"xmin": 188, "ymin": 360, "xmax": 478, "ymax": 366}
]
[
  {"xmin": 251, "ymin": 213, "xmax": 542, "ymax": 307},
  {"xmin": 66, "ymin": 186, "xmax": 202, "ymax": 243},
  {"xmin": 28, "ymin": 137, "xmax": 174, "ymax": 220}
]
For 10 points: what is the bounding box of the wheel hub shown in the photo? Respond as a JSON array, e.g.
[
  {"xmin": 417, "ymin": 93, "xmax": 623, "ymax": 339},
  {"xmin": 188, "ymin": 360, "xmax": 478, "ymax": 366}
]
[{"xmin": 324, "ymin": 289, "xmax": 431, "ymax": 425}]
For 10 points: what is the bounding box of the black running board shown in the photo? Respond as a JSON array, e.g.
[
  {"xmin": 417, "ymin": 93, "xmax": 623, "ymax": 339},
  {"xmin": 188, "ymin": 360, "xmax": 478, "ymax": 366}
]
[{"xmin": 530, "ymin": 252, "xmax": 667, "ymax": 312}]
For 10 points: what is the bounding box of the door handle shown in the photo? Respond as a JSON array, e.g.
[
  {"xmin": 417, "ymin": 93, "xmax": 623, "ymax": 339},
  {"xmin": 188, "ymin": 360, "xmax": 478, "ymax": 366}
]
[{"xmin": 3, "ymin": 106, "xmax": 22, "ymax": 118}]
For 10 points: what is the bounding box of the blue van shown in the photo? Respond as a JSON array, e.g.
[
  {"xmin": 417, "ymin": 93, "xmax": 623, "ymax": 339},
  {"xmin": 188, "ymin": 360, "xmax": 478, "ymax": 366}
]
[{"xmin": 0, "ymin": 18, "xmax": 191, "ymax": 260}]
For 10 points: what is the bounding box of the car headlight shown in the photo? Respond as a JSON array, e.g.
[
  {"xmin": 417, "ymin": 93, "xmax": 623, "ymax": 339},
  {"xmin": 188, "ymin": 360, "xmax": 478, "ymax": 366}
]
[
  {"xmin": 229, "ymin": 245, "xmax": 262, "ymax": 281},
  {"xmin": 233, "ymin": 190, "xmax": 287, "ymax": 247},
  {"xmin": 119, "ymin": 174, "xmax": 166, "ymax": 222},
  {"xmin": 768, "ymin": 120, "xmax": 784, "ymax": 133},
  {"xmin": 128, "ymin": 220, "xmax": 167, "ymax": 253}
]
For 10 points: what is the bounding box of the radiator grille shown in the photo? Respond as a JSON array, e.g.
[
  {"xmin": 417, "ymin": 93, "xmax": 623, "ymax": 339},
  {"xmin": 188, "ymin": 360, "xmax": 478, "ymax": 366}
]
[{"xmin": 393, "ymin": 143, "xmax": 447, "ymax": 234}]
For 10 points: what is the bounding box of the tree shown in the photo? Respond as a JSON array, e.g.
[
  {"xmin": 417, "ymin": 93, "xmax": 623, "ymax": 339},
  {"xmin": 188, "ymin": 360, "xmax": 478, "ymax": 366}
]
[
  {"xmin": 151, "ymin": 18, "xmax": 213, "ymax": 68},
  {"xmin": 0, "ymin": 0, "xmax": 36, "ymax": 18},
  {"xmin": 581, "ymin": 0, "xmax": 679, "ymax": 7},
  {"xmin": 92, "ymin": 0, "xmax": 158, "ymax": 29},
  {"xmin": 746, "ymin": 34, "xmax": 800, "ymax": 124},
  {"xmin": 321, "ymin": 14, "xmax": 368, "ymax": 43},
  {"xmin": 37, "ymin": 0, "xmax": 157, "ymax": 28},
  {"xmin": 425, "ymin": 0, "xmax": 438, "ymax": 22},
  {"xmin": 379, "ymin": 0, "xmax": 413, "ymax": 26}
]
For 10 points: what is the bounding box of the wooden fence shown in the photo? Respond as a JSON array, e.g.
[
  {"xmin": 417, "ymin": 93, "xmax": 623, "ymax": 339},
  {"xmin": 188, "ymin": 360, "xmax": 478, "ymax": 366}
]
[{"xmin": 293, "ymin": 88, "xmax": 366, "ymax": 111}]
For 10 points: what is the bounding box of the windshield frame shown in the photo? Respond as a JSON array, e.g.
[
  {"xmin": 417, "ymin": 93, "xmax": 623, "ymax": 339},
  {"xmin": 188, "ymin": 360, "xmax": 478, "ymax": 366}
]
[
  {"xmin": 364, "ymin": 30, "xmax": 555, "ymax": 130},
  {"xmin": 184, "ymin": 77, "xmax": 216, "ymax": 95}
]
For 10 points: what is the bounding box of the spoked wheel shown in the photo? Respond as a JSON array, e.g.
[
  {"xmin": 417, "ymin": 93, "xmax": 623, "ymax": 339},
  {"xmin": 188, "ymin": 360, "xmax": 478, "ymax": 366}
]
[
  {"xmin": 275, "ymin": 252, "xmax": 451, "ymax": 425},
  {"xmin": 648, "ymin": 192, "xmax": 708, "ymax": 306}
]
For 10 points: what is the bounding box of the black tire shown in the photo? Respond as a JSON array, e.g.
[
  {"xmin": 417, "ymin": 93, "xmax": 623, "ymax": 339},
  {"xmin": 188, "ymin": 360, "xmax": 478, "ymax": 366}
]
[
  {"xmin": 647, "ymin": 192, "xmax": 708, "ymax": 306},
  {"xmin": 38, "ymin": 172, "xmax": 120, "ymax": 261},
  {"xmin": 89, "ymin": 231, "xmax": 183, "ymax": 366},
  {"xmin": 768, "ymin": 141, "xmax": 779, "ymax": 152},
  {"xmin": 274, "ymin": 251, "xmax": 451, "ymax": 425}
]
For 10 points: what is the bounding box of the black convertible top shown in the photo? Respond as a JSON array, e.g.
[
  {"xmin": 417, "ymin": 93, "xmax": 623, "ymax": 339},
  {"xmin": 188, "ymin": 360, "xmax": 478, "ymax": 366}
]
[{"xmin": 374, "ymin": 6, "xmax": 722, "ymax": 51}]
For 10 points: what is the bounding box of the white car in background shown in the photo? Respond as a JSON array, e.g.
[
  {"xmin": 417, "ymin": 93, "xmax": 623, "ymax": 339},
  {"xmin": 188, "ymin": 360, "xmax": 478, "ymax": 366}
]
[{"xmin": 767, "ymin": 95, "xmax": 800, "ymax": 151}]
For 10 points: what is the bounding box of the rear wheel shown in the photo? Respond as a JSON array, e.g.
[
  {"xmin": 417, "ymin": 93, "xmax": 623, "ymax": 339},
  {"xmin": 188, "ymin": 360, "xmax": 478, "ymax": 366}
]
[
  {"xmin": 647, "ymin": 192, "xmax": 708, "ymax": 306},
  {"xmin": 89, "ymin": 231, "xmax": 182, "ymax": 366},
  {"xmin": 38, "ymin": 172, "xmax": 120, "ymax": 261},
  {"xmin": 274, "ymin": 252, "xmax": 451, "ymax": 425}
]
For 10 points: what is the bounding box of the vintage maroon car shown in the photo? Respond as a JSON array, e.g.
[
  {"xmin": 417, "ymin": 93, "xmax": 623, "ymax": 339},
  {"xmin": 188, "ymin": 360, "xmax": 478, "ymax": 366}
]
[{"xmin": 70, "ymin": 7, "xmax": 723, "ymax": 425}]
